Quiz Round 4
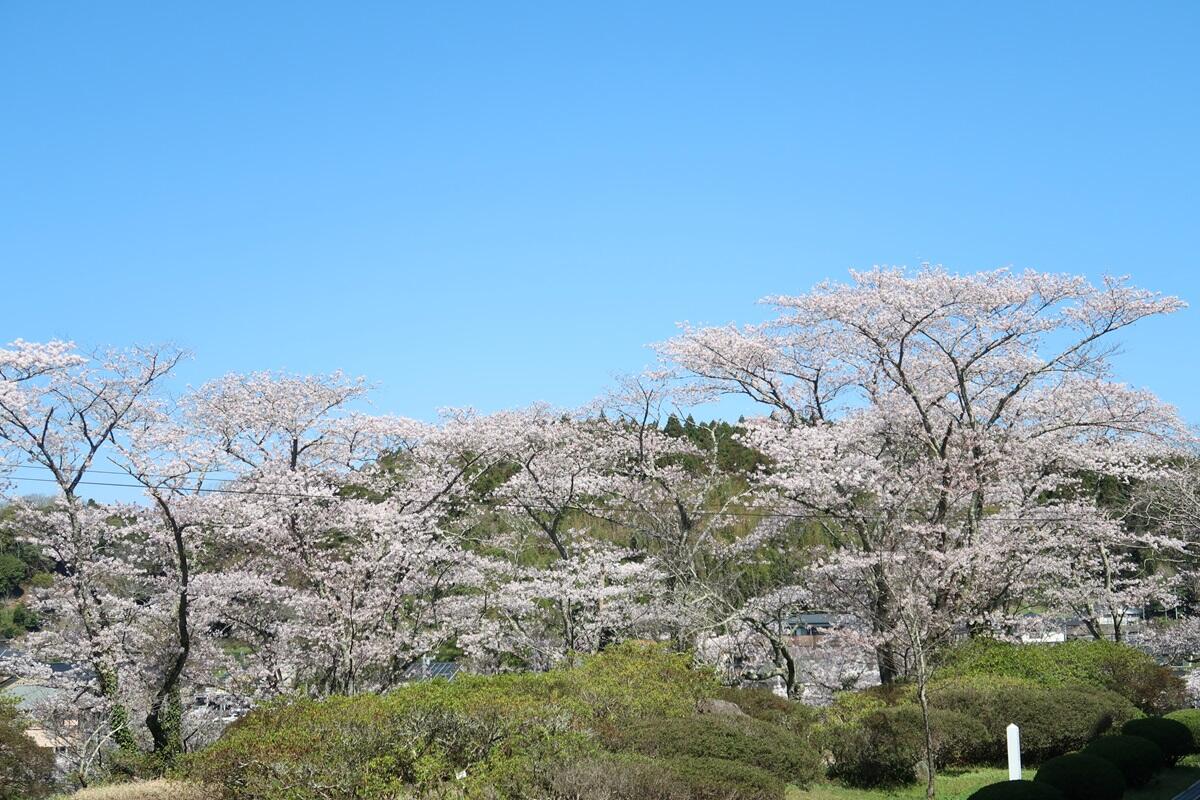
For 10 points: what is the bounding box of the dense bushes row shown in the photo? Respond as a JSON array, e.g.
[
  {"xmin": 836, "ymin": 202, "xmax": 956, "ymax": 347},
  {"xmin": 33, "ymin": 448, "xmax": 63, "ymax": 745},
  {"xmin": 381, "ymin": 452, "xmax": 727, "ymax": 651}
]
[
  {"xmin": 928, "ymin": 676, "xmax": 1139, "ymax": 762},
  {"xmin": 613, "ymin": 715, "xmax": 821, "ymax": 786},
  {"xmin": 821, "ymin": 675, "xmax": 1140, "ymax": 786},
  {"xmin": 1167, "ymin": 708, "xmax": 1200, "ymax": 750},
  {"xmin": 942, "ymin": 638, "xmax": 1187, "ymax": 714},
  {"xmin": 827, "ymin": 705, "xmax": 987, "ymax": 786},
  {"xmin": 180, "ymin": 639, "xmax": 1196, "ymax": 799},
  {"xmin": 185, "ymin": 643, "xmax": 819, "ymax": 800},
  {"xmin": 968, "ymin": 716, "xmax": 1196, "ymax": 800},
  {"xmin": 1123, "ymin": 715, "xmax": 1194, "ymax": 763}
]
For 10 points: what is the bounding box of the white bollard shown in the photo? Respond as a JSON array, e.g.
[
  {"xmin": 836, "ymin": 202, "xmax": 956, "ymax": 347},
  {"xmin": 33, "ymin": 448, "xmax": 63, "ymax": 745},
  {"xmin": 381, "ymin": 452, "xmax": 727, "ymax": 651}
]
[{"xmin": 1007, "ymin": 723, "xmax": 1022, "ymax": 780}]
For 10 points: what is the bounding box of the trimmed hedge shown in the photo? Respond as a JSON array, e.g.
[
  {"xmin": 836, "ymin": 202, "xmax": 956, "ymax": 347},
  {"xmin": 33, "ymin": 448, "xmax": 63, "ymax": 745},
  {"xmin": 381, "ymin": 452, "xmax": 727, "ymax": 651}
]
[
  {"xmin": 1034, "ymin": 752, "xmax": 1125, "ymax": 800},
  {"xmin": 614, "ymin": 714, "xmax": 822, "ymax": 787},
  {"xmin": 967, "ymin": 780, "xmax": 1065, "ymax": 800},
  {"xmin": 1082, "ymin": 734, "xmax": 1165, "ymax": 787},
  {"xmin": 827, "ymin": 705, "xmax": 989, "ymax": 787},
  {"xmin": 942, "ymin": 639, "xmax": 1186, "ymax": 714},
  {"xmin": 927, "ymin": 675, "xmax": 1139, "ymax": 763},
  {"xmin": 1121, "ymin": 717, "xmax": 1194, "ymax": 764},
  {"xmin": 1165, "ymin": 709, "xmax": 1200, "ymax": 752}
]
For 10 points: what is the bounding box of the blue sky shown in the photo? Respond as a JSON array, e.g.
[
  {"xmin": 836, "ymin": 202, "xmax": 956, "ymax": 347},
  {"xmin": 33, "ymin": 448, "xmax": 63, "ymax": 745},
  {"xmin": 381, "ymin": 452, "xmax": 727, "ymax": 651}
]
[{"xmin": 2, "ymin": 2, "xmax": 1198, "ymax": 426}]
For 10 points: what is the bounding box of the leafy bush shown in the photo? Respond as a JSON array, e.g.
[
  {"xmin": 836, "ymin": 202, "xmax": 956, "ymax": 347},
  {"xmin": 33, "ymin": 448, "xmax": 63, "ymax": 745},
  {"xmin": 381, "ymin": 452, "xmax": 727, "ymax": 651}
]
[
  {"xmin": 553, "ymin": 641, "xmax": 718, "ymax": 731},
  {"xmin": 0, "ymin": 553, "xmax": 26, "ymax": 596},
  {"xmin": 545, "ymin": 752, "xmax": 783, "ymax": 800},
  {"xmin": 1082, "ymin": 734, "xmax": 1165, "ymax": 787},
  {"xmin": 716, "ymin": 685, "xmax": 817, "ymax": 737},
  {"xmin": 942, "ymin": 638, "xmax": 1185, "ymax": 714},
  {"xmin": 827, "ymin": 705, "xmax": 989, "ymax": 787},
  {"xmin": 0, "ymin": 699, "xmax": 54, "ymax": 800},
  {"xmin": 187, "ymin": 679, "xmax": 588, "ymax": 799},
  {"xmin": 185, "ymin": 643, "xmax": 720, "ymax": 800},
  {"xmin": 1033, "ymin": 753, "xmax": 1125, "ymax": 800},
  {"xmin": 614, "ymin": 714, "xmax": 821, "ymax": 787},
  {"xmin": 664, "ymin": 757, "xmax": 783, "ymax": 800},
  {"xmin": 1165, "ymin": 709, "xmax": 1200, "ymax": 751},
  {"xmin": 928, "ymin": 675, "xmax": 1139, "ymax": 763},
  {"xmin": 967, "ymin": 780, "xmax": 1065, "ymax": 800},
  {"xmin": 1121, "ymin": 717, "xmax": 1194, "ymax": 763}
]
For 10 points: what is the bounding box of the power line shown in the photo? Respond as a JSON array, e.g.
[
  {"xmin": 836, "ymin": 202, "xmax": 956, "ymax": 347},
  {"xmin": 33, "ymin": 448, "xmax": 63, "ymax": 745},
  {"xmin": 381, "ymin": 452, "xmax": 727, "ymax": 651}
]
[{"xmin": 0, "ymin": 472, "xmax": 1090, "ymax": 523}]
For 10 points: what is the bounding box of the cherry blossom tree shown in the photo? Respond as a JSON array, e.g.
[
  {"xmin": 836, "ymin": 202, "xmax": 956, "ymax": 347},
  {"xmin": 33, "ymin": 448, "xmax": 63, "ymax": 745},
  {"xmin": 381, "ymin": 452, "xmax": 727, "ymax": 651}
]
[
  {"xmin": 660, "ymin": 267, "xmax": 1187, "ymax": 684},
  {"xmin": 444, "ymin": 406, "xmax": 667, "ymax": 668},
  {"xmin": 104, "ymin": 405, "xmax": 230, "ymax": 761},
  {"xmin": 184, "ymin": 373, "xmax": 500, "ymax": 696},
  {"xmin": 0, "ymin": 341, "xmax": 184, "ymax": 750}
]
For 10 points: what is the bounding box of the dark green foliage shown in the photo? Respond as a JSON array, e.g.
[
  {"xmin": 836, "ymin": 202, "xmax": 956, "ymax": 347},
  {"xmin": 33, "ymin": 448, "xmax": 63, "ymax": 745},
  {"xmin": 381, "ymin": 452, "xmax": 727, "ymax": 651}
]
[
  {"xmin": 1082, "ymin": 734, "xmax": 1165, "ymax": 787},
  {"xmin": 1120, "ymin": 716, "xmax": 1194, "ymax": 763},
  {"xmin": 1165, "ymin": 709, "xmax": 1200, "ymax": 751},
  {"xmin": 614, "ymin": 714, "xmax": 821, "ymax": 787},
  {"xmin": 941, "ymin": 638, "xmax": 1186, "ymax": 714},
  {"xmin": 1034, "ymin": 753, "xmax": 1125, "ymax": 800},
  {"xmin": 0, "ymin": 505, "xmax": 47, "ymax": 599},
  {"xmin": 967, "ymin": 780, "xmax": 1065, "ymax": 800},
  {"xmin": 827, "ymin": 705, "xmax": 989, "ymax": 787},
  {"xmin": 0, "ymin": 603, "xmax": 39, "ymax": 638},
  {"xmin": 0, "ymin": 554, "xmax": 25, "ymax": 596},
  {"xmin": 659, "ymin": 417, "xmax": 768, "ymax": 475},
  {"xmin": 928, "ymin": 676, "xmax": 1139, "ymax": 762},
  {"xmin": 0, "ymin": 700, "xmax": 54, "ymax": 800},
  {"xmin": 547, "ymin": 753, "xmax": 783, "ymax": 800}
]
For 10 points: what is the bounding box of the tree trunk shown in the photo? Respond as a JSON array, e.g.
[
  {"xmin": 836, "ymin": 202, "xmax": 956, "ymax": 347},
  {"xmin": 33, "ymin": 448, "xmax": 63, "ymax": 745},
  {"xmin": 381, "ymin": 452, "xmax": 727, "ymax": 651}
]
[
  {"xmin": 876, "ymin": 639, "xmax": 902, "ymax": 684},
  {"xmin": 146, "ymin": 503, "xmax": 190, "ymax": 761},
  {"xmin": 918, "ymin": 677, "xmax": 937, "ymax": 800}
]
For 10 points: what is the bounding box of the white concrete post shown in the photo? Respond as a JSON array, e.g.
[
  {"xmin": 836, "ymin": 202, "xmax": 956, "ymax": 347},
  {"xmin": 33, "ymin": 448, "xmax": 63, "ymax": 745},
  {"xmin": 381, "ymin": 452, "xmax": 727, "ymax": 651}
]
[{"xmin": 1007, "ymin": 723, "xmax": 1022, "ymax": 780}]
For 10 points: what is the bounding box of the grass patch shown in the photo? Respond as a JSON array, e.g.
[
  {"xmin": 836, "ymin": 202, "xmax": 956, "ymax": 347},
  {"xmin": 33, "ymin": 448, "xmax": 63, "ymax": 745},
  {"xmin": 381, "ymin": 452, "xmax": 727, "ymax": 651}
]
[
  {"xmin": 788, "ymin": 759, "xmax": 1200, "ymax": 800},
  {"xmin": 788, "ymin": 768, "xmax": 1034, "ymax": 800},
  {"xmin": 1125, "ymin": 759, "xmax": 1200, "ymax": 800}
]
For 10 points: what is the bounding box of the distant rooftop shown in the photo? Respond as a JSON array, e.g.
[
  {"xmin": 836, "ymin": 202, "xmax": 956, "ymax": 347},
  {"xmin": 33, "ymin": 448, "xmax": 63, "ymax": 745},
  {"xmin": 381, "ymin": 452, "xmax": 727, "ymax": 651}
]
[
  {"xmin": 0, "ymin": 681, "xmax": 63, "ymax": 711},
  {"xmin": 401, "ymin": 660, "xmax": 460, "ymax": 681}
]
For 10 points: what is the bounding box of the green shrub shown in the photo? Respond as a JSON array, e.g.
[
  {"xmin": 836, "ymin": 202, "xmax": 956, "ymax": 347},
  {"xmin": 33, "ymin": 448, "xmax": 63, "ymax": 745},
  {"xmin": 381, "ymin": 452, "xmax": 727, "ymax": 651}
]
[
  {"xmin": 928, "ymin": 675, "xmax": 1139, "ymax": 763},
  {"xmin": 967, "ymin": 780, "xmax": 1065, "ymax": 800},
  {"xmin": 1033, "ymin": 753, "xmax": 1125, "ymax": 800},
  {"xmin": 942, "ymin": 638, "xmax": 1185, "ymax": 714},
  {"xmin": 823, "ymin": 687, "xmax": 889, "ymax": 726},
  {"xmin": 1165, "ymin": 709, "xmax": 1200, "ymax": 751},
  {"xmin": 0, "ymin": 700, "xmax": 54, "ymax": 800},
  {"xmin": 716, "ymin": 685, "xmax": 817, "ymax": 737},
  {"xmin": 1121, "ymin": 717, "xmax": 1194, "ymax": 763},
  {"xmin": 187, "ymin": 678, "xmax": 593, "ymax": 799},
  {"xmin": 614, "ymin": 714, "xmax": 821, "ymax": 787},
  {"xmin": 0, "ymin": 553, "xmax": 26, "ymax": 596},
  {"xmin": 662, "ymin": 757, "xmax": 783, "ymax": 800},
  {"xmin": 553, "ymin": 641, "xmax": 719, "ymax": 731},
  {"xmin": 827, "ymin": 705, "xmax": 989, "ymax": 787},
  {"xmin": 1082, "ymin": 734, "xmax": 1165, "ymax": 787},
  {"xmin": 185, "ymin": 643, "xmax": 721, "ymax": 800},
  {"xmin": 545, "ymin": 752, "xmax": 784, "ymax": 799}
]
